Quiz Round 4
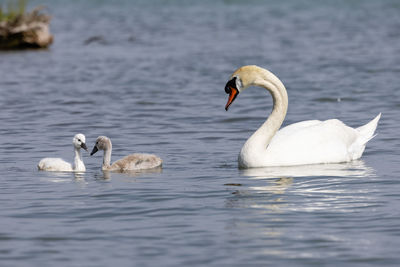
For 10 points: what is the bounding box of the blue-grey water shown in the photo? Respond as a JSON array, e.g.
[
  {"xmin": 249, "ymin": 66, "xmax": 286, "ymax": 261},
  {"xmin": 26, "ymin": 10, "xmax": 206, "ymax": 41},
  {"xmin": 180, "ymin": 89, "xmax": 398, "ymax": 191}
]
[{"xmin": 1, "ymin": 0, "xmax": 400, "ymax": 266}]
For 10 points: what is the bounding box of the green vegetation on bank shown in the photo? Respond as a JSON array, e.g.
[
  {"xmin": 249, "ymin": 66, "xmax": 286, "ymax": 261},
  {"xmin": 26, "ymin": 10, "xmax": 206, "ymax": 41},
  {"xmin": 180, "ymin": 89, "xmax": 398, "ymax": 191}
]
[
  {"xmin": 0, "ymin": 0, "xmax": 27, "ymax": 22},
  {"xmin": 0, "ymin": 0, "xmax": 53, "ymax": 49}
]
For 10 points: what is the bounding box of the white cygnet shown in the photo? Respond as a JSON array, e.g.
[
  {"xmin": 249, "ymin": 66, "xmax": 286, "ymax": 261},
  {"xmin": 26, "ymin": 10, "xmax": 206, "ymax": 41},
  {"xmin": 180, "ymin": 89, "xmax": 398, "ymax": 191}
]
[{"xmin": 38, "ymin": 133, "xmax": 88, "ymax": 172}]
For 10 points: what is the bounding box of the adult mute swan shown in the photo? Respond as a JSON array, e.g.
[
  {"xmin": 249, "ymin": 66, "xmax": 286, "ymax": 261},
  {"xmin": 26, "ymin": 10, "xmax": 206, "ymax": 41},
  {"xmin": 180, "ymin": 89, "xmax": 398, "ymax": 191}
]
[
  {"xmin": 38, "ymin": 133, "xmax": 88, "ymax": 172},
  {"xmin": 90, "ymin": 136, "xmax": 162, "ymax": 172},
  {"xmin": 224, "ymin": 65, "xmax": 381, "ymax": 168}
]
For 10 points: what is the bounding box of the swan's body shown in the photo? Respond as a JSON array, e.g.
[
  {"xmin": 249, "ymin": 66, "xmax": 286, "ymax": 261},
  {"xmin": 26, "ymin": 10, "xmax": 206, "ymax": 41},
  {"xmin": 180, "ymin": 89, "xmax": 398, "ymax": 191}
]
[
  {"xmin": 38, "ymin": 133, "xmax": 88, "ymax": 172},
  {"xmin": 90, "ymin": 136, "xmax": 162, "ymax": 172},
  {"xmin": 224, "ymin": 65, "xmax": 381, "ymax": 168}
]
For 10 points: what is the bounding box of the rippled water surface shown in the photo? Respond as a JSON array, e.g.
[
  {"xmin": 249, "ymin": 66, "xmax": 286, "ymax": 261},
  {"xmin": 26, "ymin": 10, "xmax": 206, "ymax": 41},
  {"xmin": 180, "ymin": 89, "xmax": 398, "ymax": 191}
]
[{"xmin": 1, "ymin": 0, "xmax": 400, "ymax": 266}]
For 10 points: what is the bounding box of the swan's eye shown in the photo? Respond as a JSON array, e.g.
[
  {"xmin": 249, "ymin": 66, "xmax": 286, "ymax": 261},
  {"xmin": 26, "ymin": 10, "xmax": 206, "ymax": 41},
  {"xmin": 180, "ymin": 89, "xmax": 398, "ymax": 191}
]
[
  {"xmin": 78, "ymin": 139, "xmax": 81, "ymax": 142},
  {"xmin": 225, "ymin": 77, "xmax": 237, "ymax": 94}
]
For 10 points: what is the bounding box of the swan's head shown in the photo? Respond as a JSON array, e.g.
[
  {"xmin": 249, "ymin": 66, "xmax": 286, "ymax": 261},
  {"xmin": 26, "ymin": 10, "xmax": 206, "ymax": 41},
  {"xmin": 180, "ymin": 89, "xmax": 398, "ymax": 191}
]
[
  {"xmin": 225, "ymin": 65, "xmax": 266, "ymax": 111},
  {"xmin": 73, "ymin": 133, "xmax": 88, "ymax": 151},
  {"xmin": 90, "ymin": 136, "xmax": 112, "ymax": 156}
]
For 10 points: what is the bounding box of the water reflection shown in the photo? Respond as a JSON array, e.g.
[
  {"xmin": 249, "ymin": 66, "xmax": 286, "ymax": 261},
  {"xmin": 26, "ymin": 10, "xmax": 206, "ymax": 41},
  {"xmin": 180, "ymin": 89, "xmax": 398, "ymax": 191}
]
[
  {"xmin": 39, "ymin": 171, "xmax": 85, "ymax": 182},
  {"xmin": 73, "ymin": 172, "xmax": 85, "ymax": 181},
  {"xmin": 227, "ymin": 161, "xmax": 376, "ymax": 212},
  {"xmin": 225, "ymin": 161, "xmax": 377, "ymax": 247},
  {"xmin": 226, "ymin": 177, "xmax": 292, "ymax": 212},
  {"xmin": 240, "ymin": 160, "xmax": 375, "ymax": 179},
  {"xmin": 237, "ymin": 161, "xmax": 375, "ymax": 208},
  {"xmin": 94, "ymin": 167, "xmax": 163, "ymax": 180},
  {"xmin": 249, "ymin": 177, "xmax": 293, "ymax": 195},
  {"xmin": 38, "ymin": 171, "xmax": 88, "ymax": 188}
]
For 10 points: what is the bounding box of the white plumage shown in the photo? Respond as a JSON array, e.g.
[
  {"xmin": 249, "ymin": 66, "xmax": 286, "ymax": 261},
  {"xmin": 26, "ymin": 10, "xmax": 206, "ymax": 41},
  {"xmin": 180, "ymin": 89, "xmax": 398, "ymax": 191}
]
[
  {"xmin": 224, "ymin": 65, "xmax": 381, "ymax": 168},
  {"xmin": 38, "ymin": 133, "xmax": 88, "ymax": 172}
]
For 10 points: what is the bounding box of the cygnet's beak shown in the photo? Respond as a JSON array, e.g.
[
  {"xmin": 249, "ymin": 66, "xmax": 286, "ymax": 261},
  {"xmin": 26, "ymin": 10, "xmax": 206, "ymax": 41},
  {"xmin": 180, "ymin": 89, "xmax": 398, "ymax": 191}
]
[
  {"xmin": 225, "ymin": 85, "xmax": 239, "ymax": 111},
  {"xmin": 81, "ymin": 143, "xmax": 88, "ymax": 151},
  {"xmin": 90, "ymin": 146, "xmax": 98, "ymax": 156}
]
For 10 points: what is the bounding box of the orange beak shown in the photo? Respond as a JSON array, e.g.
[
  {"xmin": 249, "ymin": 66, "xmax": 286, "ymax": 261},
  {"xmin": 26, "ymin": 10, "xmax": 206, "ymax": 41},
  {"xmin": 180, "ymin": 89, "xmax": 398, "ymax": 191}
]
[{"xmin": 225, "ymin": 86, "xmax": 238, "ymax": 111}]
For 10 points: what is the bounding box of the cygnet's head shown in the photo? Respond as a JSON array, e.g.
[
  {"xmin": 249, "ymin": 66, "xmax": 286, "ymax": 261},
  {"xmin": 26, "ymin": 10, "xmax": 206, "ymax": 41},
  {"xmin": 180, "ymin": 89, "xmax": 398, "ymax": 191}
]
[
  {"xmin": 90, "ymin": 136, "xmax": 111, "ymax": 156},
  {"xmin": 73, "ymin": 133, "xmax": 88, "ymax": 151}
]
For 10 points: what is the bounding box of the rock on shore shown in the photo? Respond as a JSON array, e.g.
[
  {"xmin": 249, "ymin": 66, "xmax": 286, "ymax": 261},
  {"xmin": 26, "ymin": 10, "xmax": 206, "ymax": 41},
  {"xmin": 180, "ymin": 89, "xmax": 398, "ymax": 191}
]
[{"xmin": 0, "ymin": 7, "xmax": 53, "ymax": 49}]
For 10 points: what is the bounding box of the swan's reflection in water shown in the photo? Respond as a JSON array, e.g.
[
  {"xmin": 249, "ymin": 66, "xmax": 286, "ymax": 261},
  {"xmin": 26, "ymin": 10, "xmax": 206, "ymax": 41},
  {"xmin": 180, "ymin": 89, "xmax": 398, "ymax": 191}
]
[
  {"xmin": 226, "ymin": 177, "xmax": 292, "ymax": 213},
  {"xmin": 39, "ymin": 167, "xmax": 162, "ymax": 183},
  {"xmin": 95, "ymin": 167, "xmax": 163, "ymax": 180},
  {"xmin": 227, "ymin": 160, "xmax": 376, "ymax": 211},
  {"xmin": 241, "ymin": 160, "xmax": 375, "ymax": 180},
  {"xmin": 38, "ymin": 171, "xmax": 88, "ymax": 188},
  {"xmin": 73, "ymin": 172, "xmax": 85, "ymax": 180},
  {"xmin": 39, "ymin": 171, "xmax": 86, "ymax": 181},
  {"xmin": 224, "ymin": 161, "xmax": 377, "ymax": 251},
  {"xmin": 231, "ymin": 160, "xmax": 374, "ymax": 197}
]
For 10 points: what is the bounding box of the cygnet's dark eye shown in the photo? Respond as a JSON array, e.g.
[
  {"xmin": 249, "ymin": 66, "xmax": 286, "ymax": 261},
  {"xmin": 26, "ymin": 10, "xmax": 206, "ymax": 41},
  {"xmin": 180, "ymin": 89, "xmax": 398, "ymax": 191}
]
[{"xmin": 78, "ymin": 139, "xmax": 81, "ymax": 142}]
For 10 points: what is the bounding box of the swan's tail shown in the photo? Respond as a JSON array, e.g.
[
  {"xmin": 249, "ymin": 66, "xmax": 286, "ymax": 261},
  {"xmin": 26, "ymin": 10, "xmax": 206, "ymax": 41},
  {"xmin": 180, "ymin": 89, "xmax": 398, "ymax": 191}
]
[
  {"xmin": 349, "ymin": 113, "xmax": 381, "ymax": 160},
  {"xmin": 356, "ymin": 113, "xmax": 381, "ymax": 145}
]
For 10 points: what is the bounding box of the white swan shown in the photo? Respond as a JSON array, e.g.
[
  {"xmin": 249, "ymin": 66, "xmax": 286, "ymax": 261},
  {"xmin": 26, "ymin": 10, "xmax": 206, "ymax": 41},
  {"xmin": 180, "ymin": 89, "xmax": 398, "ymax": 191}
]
[
  {"xmin": 224, "ymin": 65, "xmax": 381, "ymax": 168},
  {"xmin": 38, "ymin": 133, "xmax": 88, "ymax": 172},
  {"xmin": 90, "ymin": 136, "xmax": 162, "ymax": 172}
]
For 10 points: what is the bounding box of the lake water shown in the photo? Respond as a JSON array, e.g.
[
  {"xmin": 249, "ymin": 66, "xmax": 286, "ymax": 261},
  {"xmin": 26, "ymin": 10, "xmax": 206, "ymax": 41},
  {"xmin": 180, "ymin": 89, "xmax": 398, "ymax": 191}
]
[{"xmin": 1, "ymin": 0, "xmax": 400, "ymax": 266}]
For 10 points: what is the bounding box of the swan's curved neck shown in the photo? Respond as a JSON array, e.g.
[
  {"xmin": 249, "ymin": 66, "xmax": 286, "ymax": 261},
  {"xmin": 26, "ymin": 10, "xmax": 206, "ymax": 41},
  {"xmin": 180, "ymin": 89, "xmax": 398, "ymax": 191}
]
[
  {"xmin": 102, "ymin": 145, "xmax": 112, "ymax": 169},
  {"xmin": 73, "ymin": 147, "xmax": 85, "ymax": 171},
  {"xmin": 241, "ymin": 71, "xmax": 288, "ymax": 161}
]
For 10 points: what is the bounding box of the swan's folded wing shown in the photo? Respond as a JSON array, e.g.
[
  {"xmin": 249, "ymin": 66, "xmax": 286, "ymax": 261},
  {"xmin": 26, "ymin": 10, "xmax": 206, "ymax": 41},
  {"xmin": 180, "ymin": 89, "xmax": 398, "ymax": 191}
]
[
  {"xmin": 111, "ymin": 154, "xmax": 162, "ymax": 171},
  {"xmin": 38, "ymin": 158, "xmax": 73, "ymax": 172},
  {"xmin": 267, "ymin": 119, "xmax": 359, "ymax": 165}
]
